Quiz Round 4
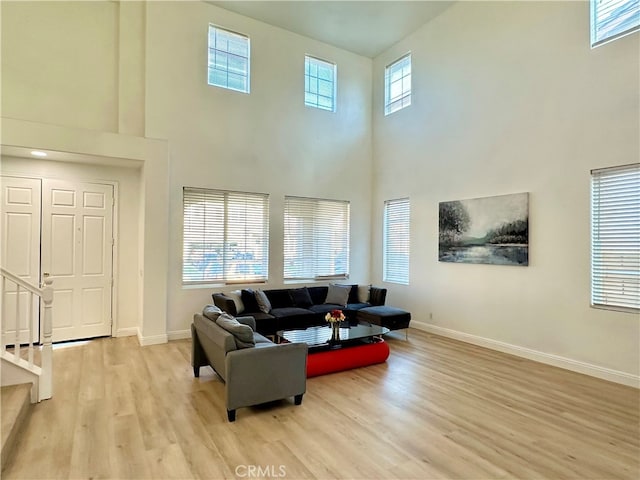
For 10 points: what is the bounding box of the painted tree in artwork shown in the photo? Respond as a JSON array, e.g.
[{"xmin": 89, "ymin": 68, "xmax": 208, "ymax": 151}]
[
  {"xmin": 486, "ymin": 219, "xmax": 528, "ymax": 244},
  {"xmin": 439, "ymin": 201, "xmax": 470, "ymax": 245}
]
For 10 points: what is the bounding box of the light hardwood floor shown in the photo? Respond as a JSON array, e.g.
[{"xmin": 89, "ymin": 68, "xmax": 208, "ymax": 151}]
[{"xmin": 2, "ymin": 329, "xmax": 638, "ymax": 479}]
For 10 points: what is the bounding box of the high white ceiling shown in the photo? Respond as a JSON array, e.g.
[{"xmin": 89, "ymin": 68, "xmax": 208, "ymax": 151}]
[{"xmin": 209, "ymin": 1, "xmax": 454, "ymax": 58}]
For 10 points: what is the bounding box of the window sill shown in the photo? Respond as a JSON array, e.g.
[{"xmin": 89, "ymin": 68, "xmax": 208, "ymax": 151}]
[{"xmin": 590, "ymin": 304, "xmax": 639, "ymax": 314}]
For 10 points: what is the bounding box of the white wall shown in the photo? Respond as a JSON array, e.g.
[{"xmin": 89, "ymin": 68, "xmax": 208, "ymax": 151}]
[
  {"xmin": 372, "ymin": 1, "xmax": 639, "ymax": 383},
  {"xmin": 1, "ymin": 1, "xmax": 119, "ymax": 132},
  {"xmin": 143, "ymin": 1, "xmax": 373, "ymax": 337},
  {"xmin": 1, "ymin": 0, "xmax": 169, "ymax": 345},
  {"xmin": 0, "ymin": 156, "xmax": 141, "ymax": 335}
]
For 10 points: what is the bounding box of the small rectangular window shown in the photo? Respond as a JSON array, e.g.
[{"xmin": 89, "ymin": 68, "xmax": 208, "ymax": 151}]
[
  {"xmin": 183, "ymin": 188, "xmax": 269, "ymax": 285},
  {"xmin": 384, "ymin": 53, "xmax": 411, "ymax": 116},
  {"xmin": 591, "ymin": 0, "xmax": 640, "ymax": 47},
  {"xmin": 305, "ymin": 55, "xmax": 336, "ymax": 112},
  {"xmin": 591, "ymin": 163, "xmax": 640, "ymax": 312},
  {"xmin": 384, "ymin": 198, "xmax": 410, "ymax": 285},
  {"xmin": 208, "ymin": 25, "xmax": 250, "ymax": 93},
  {"xmin": 284, "ymin": 196, "xmax": 350, "ymax": 281}
]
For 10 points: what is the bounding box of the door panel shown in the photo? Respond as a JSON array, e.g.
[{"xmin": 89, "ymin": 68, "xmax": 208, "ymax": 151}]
[
  {"xmin": 0, "ymin": 177, "xmax": 41, "ymax": 345},
  {"xmin": 83, "ymin": 216, "xmax": 106, "ymax": 274},
  {"xmin": 50, "ymin": 214, "xmax": 76, "ymax": 276},
  {"xmin": 42, "ymin": 180, "xmax": 113, "ymax": 342},
  {"xmin": 52, "ymin": 290, "xmax": 73, "ymax": 329}
]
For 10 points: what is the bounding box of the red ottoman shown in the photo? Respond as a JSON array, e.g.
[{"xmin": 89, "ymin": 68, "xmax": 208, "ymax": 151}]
[{"xmin": 306, "ymin": 339, "xmax": 390, "ymax": 378}]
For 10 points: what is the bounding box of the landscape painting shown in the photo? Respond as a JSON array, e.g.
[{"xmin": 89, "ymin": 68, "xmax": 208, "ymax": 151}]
[{"xmin": 439, "ymin": 192, "xmax": 529, "ymax": 266}]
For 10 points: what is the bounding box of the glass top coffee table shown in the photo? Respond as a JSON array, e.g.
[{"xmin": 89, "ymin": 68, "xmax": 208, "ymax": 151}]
[{"xmin": 276, "ymin": 323, "xmax": 389, "ymax": 351}]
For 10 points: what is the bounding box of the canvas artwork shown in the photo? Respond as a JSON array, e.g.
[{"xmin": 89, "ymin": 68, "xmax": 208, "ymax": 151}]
[{"xmin": 439, "ymin": 192, "xmax": 529, "ymax": 266}]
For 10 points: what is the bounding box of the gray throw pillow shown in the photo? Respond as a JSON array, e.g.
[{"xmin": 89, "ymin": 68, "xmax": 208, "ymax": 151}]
[
  {"xmin": 202, "ymin": 304, "xmax": 223, "ymax": 321},
  {"xmin": 255, "ymin": 289, "xmax": 272, "ymax": 313},
  {"xmin": 215, "ymin": 312, "xmax": 255, "ymax": 349},
  {"xmin": 325, "ymin": 284, "xmax": 350, "ymax": 307},
  {"xmin": 228, "ymin": 290, "xmax": 245, "ymax": 314}
]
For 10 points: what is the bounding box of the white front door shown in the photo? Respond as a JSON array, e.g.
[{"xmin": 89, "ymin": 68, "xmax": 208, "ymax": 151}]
[
  {"xmin": 41, "ymin": 180, "xmax": 114, "ymax": 342},
  {"xmin": 0, "ymin": 176, "xmax": 41, "ymax": 345}
]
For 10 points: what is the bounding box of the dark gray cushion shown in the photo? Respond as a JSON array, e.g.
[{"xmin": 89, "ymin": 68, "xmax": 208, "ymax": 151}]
[
  {"xmin": 203, "ymin": 304, "xmax": 223, "ymax": 321},
  {"xmin": 289, "ymin": 287, "xmax": 313, "ymax": 308},
  {"xmin": 241, "ymin": 289, "xmax": 260, "ymax": 312},
  {"xmin": 369, "ymin": 287, "xmax": 387, "ymax": 306},
  {"xmin": 215, "ymin": 313, "xmax": 256, "ymax": 349},
  {"xmin": 270, "ymin": 307, "xmax": 315, "ymax": 318},
  {"xmin": 255, "ymin": 289, "xmax": 272, "ymax": 313},
  {"xmin": 357, "ymin": 306, "xmax": 411, "ymax": 330},
  {"xmin": 345, "ymin": 302, "xmax": 370, "ymax": 311},
  {"xmin": 325, "ymin": 284, "xmax": 350, "ymax": 307},
  {"xmin": 309, "ymin": 304, "xmax": 342, "ymax": 314},
  {"xmin": 212, "ymin": 293, "xmax": 237, "ymax": 316}
]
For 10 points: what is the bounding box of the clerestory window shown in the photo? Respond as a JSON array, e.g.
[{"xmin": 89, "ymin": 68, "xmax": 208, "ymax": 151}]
[
  {"xmin": 590, "ymin": 0, "xmax": 640, "ymax": 47},
  {"xmin": 305, "ymin": 55, "xmax": 337, "ymax": 112},
  {"xmin": 384, "ymin": 53, "xmax": 411, "ymax": 115},
  {"xmin": 207, "ymin": 25, "xmax": 250, "ymax": 93}
]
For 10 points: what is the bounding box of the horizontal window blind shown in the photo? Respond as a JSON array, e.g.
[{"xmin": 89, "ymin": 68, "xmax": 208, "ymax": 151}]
[
  {"xmin": 284, "ymin": 196, "xmax": 350, "ymax": 281},
  {"xmin": 384, "ymin": 198, "xmax": 410, "ymax": 285},
  {"xmin": 591, "ymin": 164, "xmax": 640, "ymax": 312},
  {"xmin": 591, "ymin": 0, "xmax": 640, "ymax": 47},
  {"xmin": 183, "ymin": 188, "xmax": 269, "ymax": 285}
]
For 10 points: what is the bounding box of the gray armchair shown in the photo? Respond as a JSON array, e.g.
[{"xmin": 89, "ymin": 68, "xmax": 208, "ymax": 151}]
[{"xmin": 192, "ymin": 309, "xmax": 307, "ymax": 421}]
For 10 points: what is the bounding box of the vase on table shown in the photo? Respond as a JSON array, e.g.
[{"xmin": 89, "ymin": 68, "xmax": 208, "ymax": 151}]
[{"xmin": 330, "ymin": 322, "xmax": 341, "ymax": 343}]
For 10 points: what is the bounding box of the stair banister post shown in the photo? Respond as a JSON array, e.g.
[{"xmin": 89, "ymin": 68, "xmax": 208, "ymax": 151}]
[
  {"xmin": 14, "ymin": 284, "xmax": 21, "ymax": 361},
  {"xmin": 28, "ymin": 290, "xmax": 34, "ymax": 368},
  {"xmin": 39, "ymin": 276, "xmax": 53, "ymax": 400}
]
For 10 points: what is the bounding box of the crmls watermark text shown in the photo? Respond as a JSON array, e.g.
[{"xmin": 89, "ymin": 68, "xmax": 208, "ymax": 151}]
[{"xmin": 235, "ymin": 465, "xmax": 287, "ymax": 478}]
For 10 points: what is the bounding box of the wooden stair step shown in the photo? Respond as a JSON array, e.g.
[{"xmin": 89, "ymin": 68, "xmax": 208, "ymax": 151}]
[{"xmin": 1, "ymin": 383, "xmax": 32, "ymax": 472}]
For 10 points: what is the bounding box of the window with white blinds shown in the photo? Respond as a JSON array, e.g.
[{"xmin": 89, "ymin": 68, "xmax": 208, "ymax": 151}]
[
  {"xmin": 591, "ymin": 0, "xmax": 640, "ymax": 47},
  {"xmin": 384, "ymin": 198, "xmax": 410, "ymax": 285},
  {"xmin": 384, "ymin": 53, "xmax": 411, "ymax": 116},
  {"xmin": 183, "ymin": 188, "xmax": 269, "ymax": 285},
  {"xmin": 284, "ymin": 196, "xmax": 350, "ymax": 281},
  {"xmin": 208, "ymin": 25, "xmax": 250, "ymax": 93},
  {"xmin": 591, "ymin": 164, "xmax": 640, "ymax": 312}
]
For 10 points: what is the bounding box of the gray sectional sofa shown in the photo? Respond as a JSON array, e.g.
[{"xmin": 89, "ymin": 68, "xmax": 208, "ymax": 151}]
[
  {"xmin": 192, "ymin": 305, "xmax": 308, "ymax": 421},
  {"xmin": 212, "ymin": 284, "xmax": 388, "ymax": 336}
]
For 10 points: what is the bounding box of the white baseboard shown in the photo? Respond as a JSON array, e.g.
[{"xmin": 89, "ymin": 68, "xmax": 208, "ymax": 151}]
[
  {"xmin": 411, "ymin": 320, "xmax": 639, "ymax": 388},
  {"xmin": 136, "ymin": 331, "xmax": 169, "ymax": 346},
  {"xmin": 168, "ymin": 329, "xmax": 191, "ymax": 341},
  {"xmin": 115, "ymin": 327, "xmax": 138, "ymax": 338}
]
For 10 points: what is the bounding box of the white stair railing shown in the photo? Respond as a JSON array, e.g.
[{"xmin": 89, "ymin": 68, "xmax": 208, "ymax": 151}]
[{"xmin": 0, "ymin": 267, "xmax": 53, "ymax": 402}]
